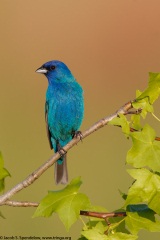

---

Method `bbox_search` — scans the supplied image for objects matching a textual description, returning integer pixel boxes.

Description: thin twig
[80,210,127,219]
[0,101,133,206]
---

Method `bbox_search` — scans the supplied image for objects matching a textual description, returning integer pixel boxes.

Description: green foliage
[0,152,10,193]
[81,221,108,240]
[33,177,90,230]
[125,169,160,215]
[136,72,160,104]
[109,114,130,136]
[130,114,141,130]
[133,90,154,118]
[81,221,138,240]
[132,72,160,119]
[126,204,160,234]
[126,124,160,171]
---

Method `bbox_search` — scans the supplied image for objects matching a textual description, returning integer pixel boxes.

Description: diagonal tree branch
[0,101,133,206]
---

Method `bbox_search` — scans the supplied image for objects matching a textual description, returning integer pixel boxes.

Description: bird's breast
[46,83,84,141]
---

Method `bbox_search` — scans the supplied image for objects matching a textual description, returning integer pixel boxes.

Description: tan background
[0,0,160,239]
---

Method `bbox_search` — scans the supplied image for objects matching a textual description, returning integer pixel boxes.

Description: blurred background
[0,0,160,239]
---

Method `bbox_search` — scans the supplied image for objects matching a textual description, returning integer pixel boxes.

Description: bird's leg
[57,143,67,157]
[72,130,83,142]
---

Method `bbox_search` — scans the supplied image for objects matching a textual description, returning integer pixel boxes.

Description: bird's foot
[58,147,67,157]
[72,130,83,142]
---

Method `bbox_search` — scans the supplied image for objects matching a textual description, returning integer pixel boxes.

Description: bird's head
[36,60,74,84]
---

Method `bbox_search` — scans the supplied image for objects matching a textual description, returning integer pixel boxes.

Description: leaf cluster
[108,72,160,238]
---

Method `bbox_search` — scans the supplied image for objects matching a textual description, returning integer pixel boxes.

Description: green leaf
[131,114,142,131]
[126,124,160,171]
[81,228,107,240]
[0,152,10,192]
[107,233,137,240]
[133,90,153,119]
[109,114,130,136]
[78,237,88,240]
[81,222,108,240]
[125,169,160,215]
[33,177,90,231]
[136,72,160,104]
[126,204,160,234]
[119,190,127,201]
[109,216,129,234]
[81,224,137,240]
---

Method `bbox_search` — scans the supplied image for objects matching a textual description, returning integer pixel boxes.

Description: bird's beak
[35,67,48,74]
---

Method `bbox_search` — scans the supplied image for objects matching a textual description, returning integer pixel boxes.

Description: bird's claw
[73,131,83,142]
[58,147,67,157]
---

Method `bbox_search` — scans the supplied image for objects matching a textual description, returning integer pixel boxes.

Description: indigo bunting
[36,60,84,184]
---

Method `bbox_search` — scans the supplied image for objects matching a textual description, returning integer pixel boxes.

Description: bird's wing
[45,101,53,149]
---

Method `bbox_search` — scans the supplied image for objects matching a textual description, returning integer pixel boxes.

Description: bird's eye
[50,65,56,70]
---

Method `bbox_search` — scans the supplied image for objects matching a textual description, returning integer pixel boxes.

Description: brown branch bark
[0,101,133,206]
[80,210,127,219]
[4,200,39,207]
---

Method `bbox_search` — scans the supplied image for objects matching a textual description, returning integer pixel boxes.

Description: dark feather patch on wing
[45,102,53,149]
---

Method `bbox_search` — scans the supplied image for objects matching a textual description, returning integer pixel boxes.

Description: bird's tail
[54,155,68,184]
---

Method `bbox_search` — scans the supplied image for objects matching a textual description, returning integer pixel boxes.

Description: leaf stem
[79,216,87,228]
[152,112,160,122]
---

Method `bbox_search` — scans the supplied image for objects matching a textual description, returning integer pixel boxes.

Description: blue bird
[36,60,84,184]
